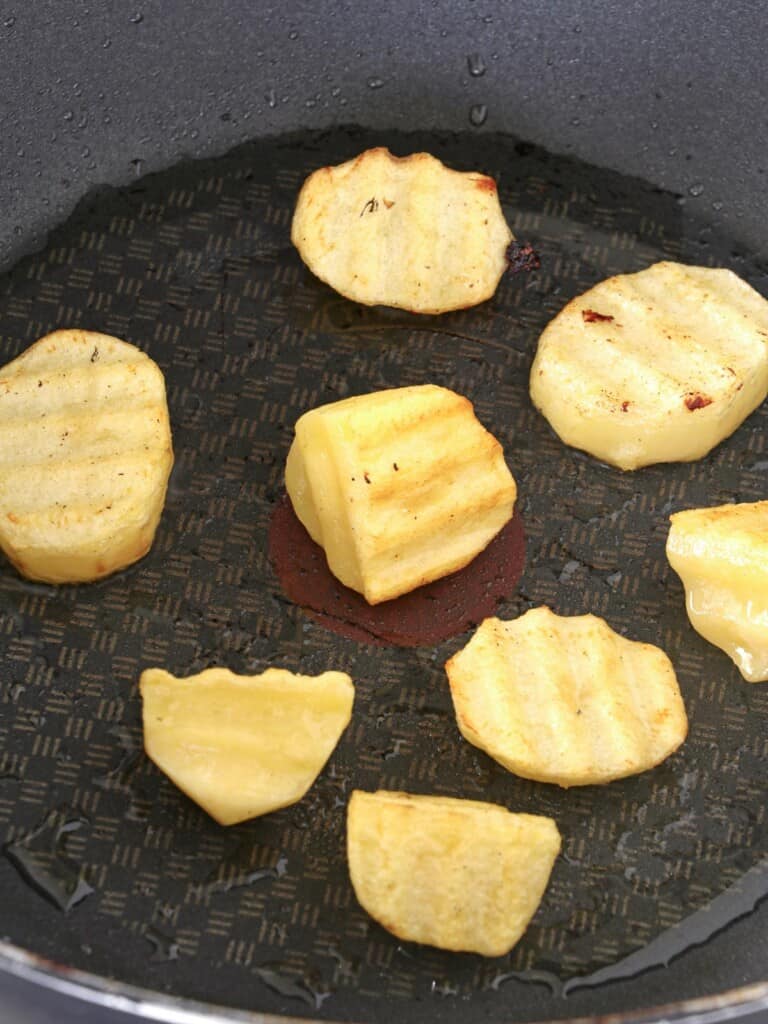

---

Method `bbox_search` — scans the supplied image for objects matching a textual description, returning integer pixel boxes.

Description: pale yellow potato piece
[347,790,560,957]
[446,607,688,786]
[140,667,354,826]
[291,147,513,314]
[0,329,173,583]
[285,384,516,604]
[530,262,768,470]
[667,501,768,682]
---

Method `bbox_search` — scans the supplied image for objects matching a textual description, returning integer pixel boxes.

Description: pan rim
[0,939,766,1024]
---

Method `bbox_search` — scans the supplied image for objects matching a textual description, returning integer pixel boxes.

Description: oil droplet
[145,924,180,962]
[469,103,488,127]
[288,29,298,40]
[688,183,705,197]
[5,811,94,912]
[712,200,724,211]
[254,966,331,1010]
[206,854,288,895]
[431,979,460,996]
[367,76,385,90]
[467,52,486,77]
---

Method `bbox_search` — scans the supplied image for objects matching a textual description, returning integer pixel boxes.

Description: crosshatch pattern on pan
[0,128,766,1021]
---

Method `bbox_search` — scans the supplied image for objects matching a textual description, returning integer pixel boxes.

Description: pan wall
[0,0,766,271]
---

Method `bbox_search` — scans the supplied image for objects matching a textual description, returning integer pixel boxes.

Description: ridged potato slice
[446,607,687,786]
[347,790,560,956]
[291,147,513,313]
[285,384,517,604]
[530,262,768,470]
[667,501,768,682]
[140,667,354,826]
[0,329,173,583]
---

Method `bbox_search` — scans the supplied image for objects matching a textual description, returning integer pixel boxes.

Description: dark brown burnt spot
[621,400,630,412]
[582,309,614,323]
[685,393,713,411]
[505,241,541,274]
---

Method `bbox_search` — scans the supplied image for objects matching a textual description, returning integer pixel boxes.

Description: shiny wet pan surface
[0,127,766,1023]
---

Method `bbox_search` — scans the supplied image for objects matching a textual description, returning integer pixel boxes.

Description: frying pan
[1,3,767,1023]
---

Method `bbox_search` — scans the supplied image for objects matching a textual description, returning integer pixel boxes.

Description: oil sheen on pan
[0,126,767,1020]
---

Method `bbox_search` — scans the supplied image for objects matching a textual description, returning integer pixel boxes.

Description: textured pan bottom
[0,127,765,1023]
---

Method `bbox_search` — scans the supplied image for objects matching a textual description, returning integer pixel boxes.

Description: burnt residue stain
[268,492,525,647]
[505,240,541,274]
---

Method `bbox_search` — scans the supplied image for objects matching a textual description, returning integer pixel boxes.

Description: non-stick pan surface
[1,6,767,1024]
[0,124,767,1024]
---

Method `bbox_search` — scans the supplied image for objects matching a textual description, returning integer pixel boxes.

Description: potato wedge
[530,262,768,470]
[0,329,173,583]
[667,501,768,682]
[285,384,516,604]
[446,607,687,786]
[140,667,354,825]
[291,147,513,313]
[347,790,560,956]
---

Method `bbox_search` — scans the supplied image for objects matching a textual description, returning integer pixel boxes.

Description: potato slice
[667,501,768,682]
[291,147,513,313]
[347,790,560,957]
[285,384,516,604]
[140,667,354,825]
[446,607,687,786]
[530,262,768,470]
[0,329,173,583]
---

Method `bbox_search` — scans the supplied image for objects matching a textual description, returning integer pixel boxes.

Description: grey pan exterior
[0,1,767,1022]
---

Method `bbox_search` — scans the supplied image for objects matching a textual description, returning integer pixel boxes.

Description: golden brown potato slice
[446,607,687,786]
[140,667,354,826]
[347,790,560,956]
[530,262,768,470]
[667,501,768,682]
[285,384,516,604]
[0,329,173,583]
[291,147,513,313]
